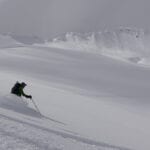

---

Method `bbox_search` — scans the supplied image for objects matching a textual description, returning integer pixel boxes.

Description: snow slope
[46,28,150,66]
[0,32,150,149]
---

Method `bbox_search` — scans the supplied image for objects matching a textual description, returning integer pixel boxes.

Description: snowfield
[0,32,150,150]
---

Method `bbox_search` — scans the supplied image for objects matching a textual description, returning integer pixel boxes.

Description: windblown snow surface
[0,28,150,150]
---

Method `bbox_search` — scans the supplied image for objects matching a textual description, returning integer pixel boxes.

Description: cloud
[0,0,149,38]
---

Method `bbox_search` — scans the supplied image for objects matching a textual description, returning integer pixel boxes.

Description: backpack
[11,82,21,95]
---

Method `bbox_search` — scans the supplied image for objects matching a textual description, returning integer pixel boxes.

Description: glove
[27,95,32,99]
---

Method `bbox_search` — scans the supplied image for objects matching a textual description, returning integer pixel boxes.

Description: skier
[11,81,32,99]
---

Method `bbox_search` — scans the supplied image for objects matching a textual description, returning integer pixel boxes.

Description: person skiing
[11,81,32,99]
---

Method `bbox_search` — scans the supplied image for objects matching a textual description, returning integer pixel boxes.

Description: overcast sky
[0,0,149,38]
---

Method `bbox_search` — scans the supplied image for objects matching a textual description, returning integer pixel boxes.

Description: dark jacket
[11,82,32,99]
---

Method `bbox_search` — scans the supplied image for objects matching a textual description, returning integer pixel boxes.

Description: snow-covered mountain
[0,28,150,149]
[44,28,150,66]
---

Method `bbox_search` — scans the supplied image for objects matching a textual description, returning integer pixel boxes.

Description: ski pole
[31,98,41,115]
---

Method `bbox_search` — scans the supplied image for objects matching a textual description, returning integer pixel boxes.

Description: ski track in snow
[0,113,130,150]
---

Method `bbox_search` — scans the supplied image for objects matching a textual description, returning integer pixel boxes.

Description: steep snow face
[0,95,119,150]
[1,29,150,150]
[0,44,150,150]
[46,28,150,66]
[0,72,132,150]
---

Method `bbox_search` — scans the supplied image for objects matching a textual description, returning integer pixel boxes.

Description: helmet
[21,82,27,87]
